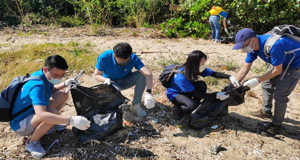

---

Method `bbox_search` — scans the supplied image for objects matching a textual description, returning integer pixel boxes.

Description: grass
[221,59,237,71]
[0,43,98,90]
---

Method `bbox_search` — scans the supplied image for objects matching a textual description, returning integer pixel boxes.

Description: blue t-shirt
[96,50,144,80]
[10,69,53,131]
[217,11,228,20]
[166,67,214,101]
[245,35,300,69]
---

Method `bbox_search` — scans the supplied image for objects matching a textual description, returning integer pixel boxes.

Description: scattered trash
[151,118,159,124]
[211,125,218,130]
[209,143,222,155]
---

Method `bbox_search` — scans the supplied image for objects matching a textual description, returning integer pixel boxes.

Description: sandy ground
[0,26,299,159]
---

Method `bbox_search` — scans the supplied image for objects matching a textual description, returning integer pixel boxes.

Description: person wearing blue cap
[231,28,300,137]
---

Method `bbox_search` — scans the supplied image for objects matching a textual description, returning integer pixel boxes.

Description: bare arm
[235,62,253,82]
[33,105,70,125]
[138,66,153,90]
[257,64,282,82]
[93,68,107,82]
[223,18,227,29]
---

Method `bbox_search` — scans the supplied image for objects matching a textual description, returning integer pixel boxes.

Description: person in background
[209,7,230,43]
[93,42,155,118]
[232,28,300,137]
[166,50,239,120]
[10,55,91,158]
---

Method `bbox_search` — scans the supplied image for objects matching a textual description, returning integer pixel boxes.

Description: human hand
[104,78,111,85]
[64,79,76,87]
[216,92,230,101]
[144,92,155,109]
[69,116,91,130]
[224,28,229,34]
[243,78,260,88]
[229,76,241,88]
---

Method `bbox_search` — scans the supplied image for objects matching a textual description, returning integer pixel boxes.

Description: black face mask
[118,61,129,66]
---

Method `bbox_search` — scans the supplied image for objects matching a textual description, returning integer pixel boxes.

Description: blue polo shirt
[10,69,53,131]
[96,50,144,80]
[166,67,214,101]
[245,35,300,69]
[218,11,228,20]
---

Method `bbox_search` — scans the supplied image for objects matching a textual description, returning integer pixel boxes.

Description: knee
[137,72,146,83]
[194,81,207,92]
[274,91,289,103]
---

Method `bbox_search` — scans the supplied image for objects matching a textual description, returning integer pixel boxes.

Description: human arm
[33,105,90,130]
[211,71,231,79]
[235,62,253,82]
[93,68,109,83]
[138,66,153,91]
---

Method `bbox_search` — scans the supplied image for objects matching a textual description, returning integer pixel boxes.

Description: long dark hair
[183,50,207,81]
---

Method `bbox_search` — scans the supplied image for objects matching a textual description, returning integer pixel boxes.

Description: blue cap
[232,28,255,50]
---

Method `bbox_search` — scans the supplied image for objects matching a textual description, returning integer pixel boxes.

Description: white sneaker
[26,139,46,158]
[45,124,67,135]
[214,39,221,43]
[130,103,147,117]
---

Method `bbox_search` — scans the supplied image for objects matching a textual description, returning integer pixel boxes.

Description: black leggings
[171,81,207,114]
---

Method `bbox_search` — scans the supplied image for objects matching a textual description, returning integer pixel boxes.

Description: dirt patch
[0,26,299,159]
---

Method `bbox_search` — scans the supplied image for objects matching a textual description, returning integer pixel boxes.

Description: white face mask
[47,68,61,85]
[242,39,256,53]
[49,78,61,85]
[199,64,206,72]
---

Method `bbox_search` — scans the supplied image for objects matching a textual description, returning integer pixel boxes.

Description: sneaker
[214,39,221,43]
[249,109,272,119]
[173,106,184,121]
[260,122,283,137]
[45,124,67,135]
[26,139,46,158]
[130,103,147,118]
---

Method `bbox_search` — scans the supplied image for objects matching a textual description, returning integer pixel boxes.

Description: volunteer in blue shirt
[166,50,237,120]
[232,28,300,137]
[93,42,155,118]
[10,55,91,158]
[209,9,229,43]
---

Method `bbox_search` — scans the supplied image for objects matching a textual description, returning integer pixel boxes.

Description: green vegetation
[1,0,299,36]
[0,43,98,90]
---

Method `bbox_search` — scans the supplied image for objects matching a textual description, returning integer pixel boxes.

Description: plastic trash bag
[189,85,250,129]
[70,84,128,144]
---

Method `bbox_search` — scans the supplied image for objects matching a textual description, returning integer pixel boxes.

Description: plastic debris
[209,143,222,155]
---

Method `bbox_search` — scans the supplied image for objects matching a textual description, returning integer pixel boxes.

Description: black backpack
[0,74,45,122]
[159,64,183,88]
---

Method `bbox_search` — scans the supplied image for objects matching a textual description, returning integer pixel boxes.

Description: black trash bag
[70,84,128,144]
[189,85,250,130]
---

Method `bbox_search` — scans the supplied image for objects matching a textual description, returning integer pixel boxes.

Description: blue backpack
[0,74,45,122]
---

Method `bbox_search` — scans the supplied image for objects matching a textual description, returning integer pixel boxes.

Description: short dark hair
[113,42,132,59]
[183,50,207,81]
[44,55,69,70]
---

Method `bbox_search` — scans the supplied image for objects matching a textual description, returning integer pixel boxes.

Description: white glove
[144,92,155,109]
[216,92,230,101]
[243,78,260,88]
[69,116,91,130]
[104,78,111,85]
[224,28,229,34]
[64,79,76,87]
[229,76,241,88]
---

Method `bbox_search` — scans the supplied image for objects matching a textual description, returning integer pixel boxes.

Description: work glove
[225,28,229,34]
[64,79,76,87]
[69,116,91,130]
[144,92,155,109]
[243,78,260,88]
[104,78,111,85]
[229,76,241,88]
[216,92,230,101]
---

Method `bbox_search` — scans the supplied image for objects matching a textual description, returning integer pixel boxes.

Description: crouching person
[10,55,91,158]
[93,42,155,118]
[166,50,238,120]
